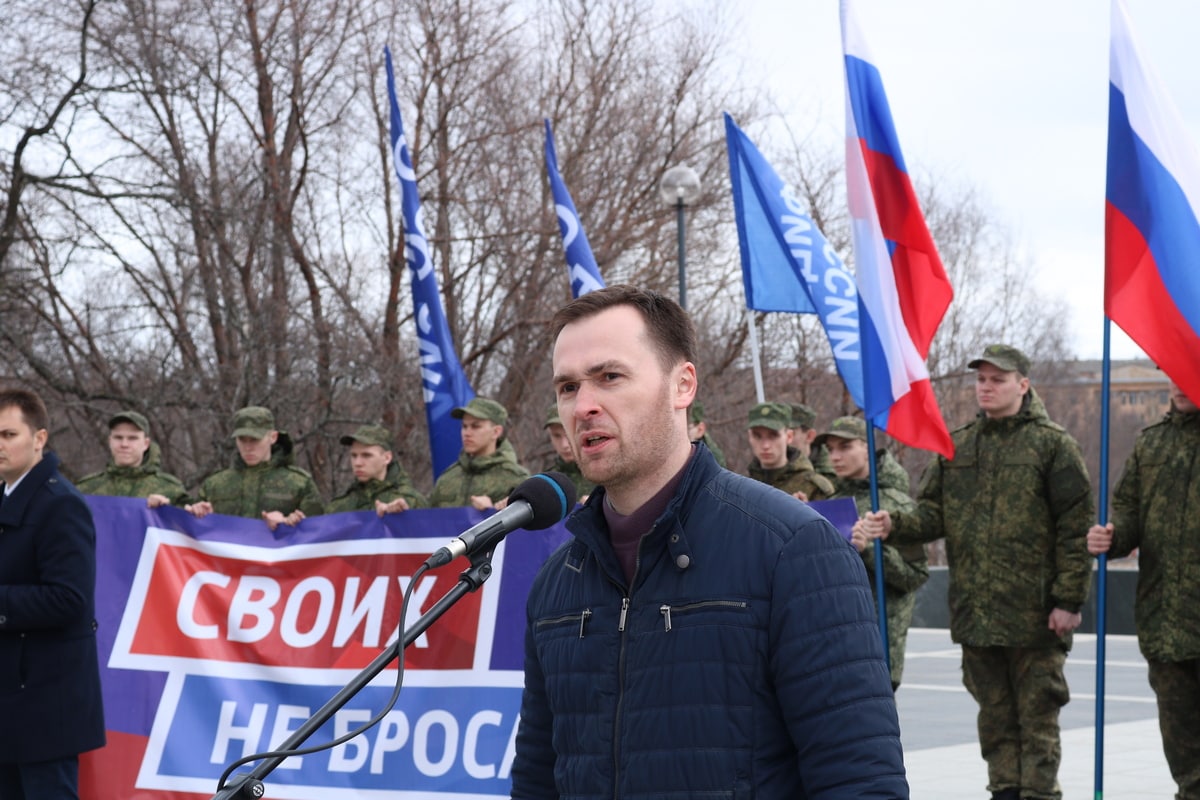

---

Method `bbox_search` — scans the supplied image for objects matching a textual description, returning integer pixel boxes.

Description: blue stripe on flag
[844,54,910,175]
[1108,85,1200,336]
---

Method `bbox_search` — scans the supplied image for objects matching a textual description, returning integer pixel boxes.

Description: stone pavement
[898,628,1174,799]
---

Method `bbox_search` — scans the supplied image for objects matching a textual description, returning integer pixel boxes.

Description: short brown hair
[549,284,697,370]
[0,387,50,433]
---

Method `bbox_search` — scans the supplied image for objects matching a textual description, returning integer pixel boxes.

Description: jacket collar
[0,451,61,525]
[566,443,718,590]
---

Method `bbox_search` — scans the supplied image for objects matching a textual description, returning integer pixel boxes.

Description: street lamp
[659,164,701,309]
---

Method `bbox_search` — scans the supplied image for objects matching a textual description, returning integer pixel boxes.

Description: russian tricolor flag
[1107,0,1200,406]
[840,0,954,458]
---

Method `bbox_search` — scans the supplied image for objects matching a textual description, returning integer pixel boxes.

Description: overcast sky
[731,0,1200,360]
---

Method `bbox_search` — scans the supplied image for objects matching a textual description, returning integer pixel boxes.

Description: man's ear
[675,361,698,410]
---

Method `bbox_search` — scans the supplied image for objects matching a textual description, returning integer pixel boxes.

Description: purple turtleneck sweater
[600,446,695,585]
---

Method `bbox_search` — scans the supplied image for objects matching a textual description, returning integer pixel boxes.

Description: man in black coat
[0,388,106,798]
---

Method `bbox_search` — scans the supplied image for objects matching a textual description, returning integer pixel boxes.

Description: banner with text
[79,497,570,800]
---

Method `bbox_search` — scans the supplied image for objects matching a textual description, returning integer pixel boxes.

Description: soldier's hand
[1048,607,1082,637]
[1086,523,1114,555]
[146,493,170,509]
[862,510,892,539]
[262,510,302,530]
[376,497,411,516]
[469,495,495,511]
[850,520,869,553]
[185,501,213,518]
[791,490,809,502]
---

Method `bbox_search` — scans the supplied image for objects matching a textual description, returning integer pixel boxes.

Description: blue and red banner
[1106,0,1200,406]
[840,0,954,459]
[81,497,568,800]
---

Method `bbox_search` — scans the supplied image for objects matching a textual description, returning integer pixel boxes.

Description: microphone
[424,472,577,568]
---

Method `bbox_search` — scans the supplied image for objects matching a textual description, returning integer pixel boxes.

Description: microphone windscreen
[507,472,577,529]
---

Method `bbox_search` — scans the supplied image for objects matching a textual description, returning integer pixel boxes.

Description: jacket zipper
[659,600,747,632]
[534,610,592,636]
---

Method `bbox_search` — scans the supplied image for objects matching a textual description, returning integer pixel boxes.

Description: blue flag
[544,119,605,297]
[723,112,866,407]
[726,114,816,314]
[385,46,474,477]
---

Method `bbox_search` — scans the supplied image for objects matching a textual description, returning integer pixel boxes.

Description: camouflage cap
[790,402,817,430]
[230,406,276,439]
[339,424,394,450]
[543,402,562,429]
[813,415,867,448]
[687,402,706,425]
[747,401,793,431]
[108,410,150,433]
[452,396,507,425]
[969,344,1031,376]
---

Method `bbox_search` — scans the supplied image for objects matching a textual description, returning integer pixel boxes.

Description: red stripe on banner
[858,142,953,357]
[1106,202,1200,405]
[884,378,954,460]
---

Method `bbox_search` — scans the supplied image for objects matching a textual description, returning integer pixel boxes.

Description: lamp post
[659,164,701,309]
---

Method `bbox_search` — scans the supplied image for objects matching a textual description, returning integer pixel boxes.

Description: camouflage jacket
[698,433,727,469]
[834,449,928,597]
[428,447,530,508]
[326,461,427,514]
[891,388,1093,649]
[548,457,595,502]
[810,443,837,482]
[1107,407,1200,662]
[75,442,190,504]
[198,432,324,519]
[747,447,835,500]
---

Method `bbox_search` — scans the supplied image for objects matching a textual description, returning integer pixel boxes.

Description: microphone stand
[211,550,498,800]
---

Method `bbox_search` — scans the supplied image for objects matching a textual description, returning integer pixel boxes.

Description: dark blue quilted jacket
[511,446,908,799]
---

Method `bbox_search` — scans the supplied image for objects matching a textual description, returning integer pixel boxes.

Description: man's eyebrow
[553,360,627,385]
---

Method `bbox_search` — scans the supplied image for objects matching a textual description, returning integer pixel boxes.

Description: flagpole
[865,422,889,673]
[747,310,765,403]
[1094,318,1113,800]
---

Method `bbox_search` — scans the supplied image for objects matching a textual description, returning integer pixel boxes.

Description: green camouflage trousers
[1147,658,1200,800]
[961,645,1069,800]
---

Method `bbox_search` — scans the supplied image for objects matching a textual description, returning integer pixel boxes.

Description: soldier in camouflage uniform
[791,402,836,483]
[543,403,594,501]
[327,424,426,515]
[428,397,530,509]
[815,416,925,690]
[186,406,323,530]
[686,401,727,468]
[745,401,834,501]
[1087,380,1200,800]
[864,344,1092,800]
[75,410,188,507]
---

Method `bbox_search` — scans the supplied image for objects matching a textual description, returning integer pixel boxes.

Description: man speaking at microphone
[510,286,906,799]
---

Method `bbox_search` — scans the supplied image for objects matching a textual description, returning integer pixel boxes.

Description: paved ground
[898,628,1174,799]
